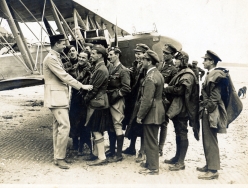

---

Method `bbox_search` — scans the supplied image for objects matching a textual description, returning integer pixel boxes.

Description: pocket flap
[50,85,67,91]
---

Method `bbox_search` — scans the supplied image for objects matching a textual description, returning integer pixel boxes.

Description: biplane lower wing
[0,75,44,91]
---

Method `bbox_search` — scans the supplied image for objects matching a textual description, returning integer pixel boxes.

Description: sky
[1,0,248,64]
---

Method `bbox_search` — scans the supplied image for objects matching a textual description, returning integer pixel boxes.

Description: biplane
[0,0,182,91]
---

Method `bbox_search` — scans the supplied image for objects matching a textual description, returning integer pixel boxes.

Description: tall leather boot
[71,137,79,151]
[164,136,180,164]
[159,122,168,156]
[78,137,85,155]
[105,131,116,157]
[169,139,188,171]
[108,135,124,163]
[122,135,136,155]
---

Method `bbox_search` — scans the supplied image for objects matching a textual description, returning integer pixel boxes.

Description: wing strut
[0,0,34,73]
[18,0,49,36]
[73,9,85,50]
[9,5,36,72]
[49,0,69,45]
[88,16,96,30]
[94,16,102,29]
[75,10,88,31]
[50,1,84,50]
[43,18,54,36]
[114,17,118,47]
[0,37,29,71]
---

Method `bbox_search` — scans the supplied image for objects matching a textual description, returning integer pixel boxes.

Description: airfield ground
[0,66,248,187]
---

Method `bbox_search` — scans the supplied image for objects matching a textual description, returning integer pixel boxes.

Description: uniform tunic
[107,63,131,134]
[43,49,83,159]
[137,67,165,170]
[158,59,178,84]
[84,61,112,132]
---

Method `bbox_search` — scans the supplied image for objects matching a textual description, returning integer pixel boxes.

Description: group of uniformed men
[43,34,241,180]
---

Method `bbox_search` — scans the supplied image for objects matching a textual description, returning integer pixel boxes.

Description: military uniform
[137,50,165,173]
[164,51,200,171]
[43,49,84,160]
[157,44,178,156]
[123,44,149,159]
[107,61,131,161]
[198,51,242,180]
[68,62,91,153]
[137,67,165,171]
[201,68,227,171]
[158,59,178,84]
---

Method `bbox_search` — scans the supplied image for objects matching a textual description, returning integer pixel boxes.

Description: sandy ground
[0,66,248,187]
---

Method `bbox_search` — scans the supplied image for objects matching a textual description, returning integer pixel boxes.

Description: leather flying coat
[165,68,200,140]
[201,68,243,133]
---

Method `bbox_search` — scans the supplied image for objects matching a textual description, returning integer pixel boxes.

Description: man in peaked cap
[163,50,200,171]
[122,43,149,163]
[84,43,94,53]
[202,50,222,63]
[197,50,226,180]
[43,34,93,169]
[157,43,178,157]
[134,43,150,53]
[137,50,165,175]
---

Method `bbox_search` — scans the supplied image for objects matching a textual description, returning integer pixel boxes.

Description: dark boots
[164,136,180,164]
[71,137,79,151]
[122,135,136,155]
[105,131,117,157]
[108,135,124,163]
[169,139,188,171]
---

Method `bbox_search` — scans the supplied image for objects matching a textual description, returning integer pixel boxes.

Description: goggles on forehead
[163,51,171,55]
[174,51,184,60]
[175,52,186,60]
[108,47,121,54]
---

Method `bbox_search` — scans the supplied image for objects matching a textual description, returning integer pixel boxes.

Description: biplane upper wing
[0,0,130,37]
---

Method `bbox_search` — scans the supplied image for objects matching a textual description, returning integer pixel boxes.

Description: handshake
[81,85,93,91]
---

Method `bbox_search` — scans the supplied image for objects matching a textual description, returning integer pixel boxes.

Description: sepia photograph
[0,0,247,187]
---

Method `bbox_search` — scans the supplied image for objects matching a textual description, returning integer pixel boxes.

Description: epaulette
[215,67,229,74]
[121,64,130,72]
[147,71,155,82]
[48,53,58,61]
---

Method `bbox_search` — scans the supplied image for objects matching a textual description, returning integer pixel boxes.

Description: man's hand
[164,83,168,88]
[137,62,143,69]
[128,67,134,73]
[82,85,93,91]
[136,118,142,124]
